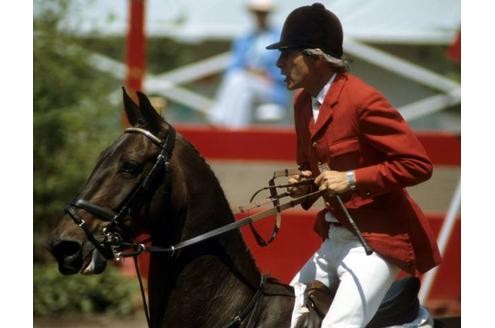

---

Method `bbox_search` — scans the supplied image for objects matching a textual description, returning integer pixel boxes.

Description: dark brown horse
[48,89,446,327]
[48,89,294,327]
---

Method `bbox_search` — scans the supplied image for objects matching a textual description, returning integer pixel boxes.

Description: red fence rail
[176,124,460,166]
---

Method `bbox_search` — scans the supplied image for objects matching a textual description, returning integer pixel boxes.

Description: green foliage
[33,2,145,317]
[34,0,122,261]
[34,263,140,316]
[33,1,231,263]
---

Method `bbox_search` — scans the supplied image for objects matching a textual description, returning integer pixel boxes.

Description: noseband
[64,125,176,260]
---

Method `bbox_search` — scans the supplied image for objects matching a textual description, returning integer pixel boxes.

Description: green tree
[34,0,121,261]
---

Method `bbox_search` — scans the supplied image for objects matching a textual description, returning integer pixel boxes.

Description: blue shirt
[227,27,290,107]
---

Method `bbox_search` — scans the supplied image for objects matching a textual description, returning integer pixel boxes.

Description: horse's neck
[148,152,262,326]
[181,146,260,283]
[181,154,260,280]
[148,245,260,326]
[148,252,295,327]
[148,232,261,326]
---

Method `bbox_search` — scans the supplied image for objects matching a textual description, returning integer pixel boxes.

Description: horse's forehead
[112,133,156,156]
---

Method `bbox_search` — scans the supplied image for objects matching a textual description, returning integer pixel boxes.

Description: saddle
[296,276,421,328]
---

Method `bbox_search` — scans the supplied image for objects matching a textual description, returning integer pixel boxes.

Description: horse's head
[48,89,183,275]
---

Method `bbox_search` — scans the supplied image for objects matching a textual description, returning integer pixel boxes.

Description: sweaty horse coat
[294,72,441,275]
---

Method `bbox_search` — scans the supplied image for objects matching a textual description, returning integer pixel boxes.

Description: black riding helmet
[266,2,343,59]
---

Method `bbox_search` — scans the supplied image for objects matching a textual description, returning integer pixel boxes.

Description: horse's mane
[174,133,260,270]
[176,133,213,172]
[175,133,227,198]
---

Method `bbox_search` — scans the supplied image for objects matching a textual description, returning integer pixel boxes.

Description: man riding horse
[47,3,442,328]
[265,3,441,327]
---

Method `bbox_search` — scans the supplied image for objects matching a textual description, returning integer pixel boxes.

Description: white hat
[247,0,274,12]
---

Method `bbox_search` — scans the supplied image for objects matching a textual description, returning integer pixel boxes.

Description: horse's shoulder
[262,277,294,297]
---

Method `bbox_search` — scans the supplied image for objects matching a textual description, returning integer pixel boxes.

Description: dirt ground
[34,313,461,328]
[34,315,461,328]
[34,312,148,328]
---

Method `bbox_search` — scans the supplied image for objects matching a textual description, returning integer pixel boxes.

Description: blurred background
[33,0,460,326]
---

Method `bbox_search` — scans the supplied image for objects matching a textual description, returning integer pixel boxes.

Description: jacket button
[312,142,318,148]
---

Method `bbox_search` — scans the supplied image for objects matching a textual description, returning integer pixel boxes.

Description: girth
[225,275,267,328]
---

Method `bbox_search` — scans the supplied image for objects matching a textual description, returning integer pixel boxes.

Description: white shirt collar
[311,73,337,121]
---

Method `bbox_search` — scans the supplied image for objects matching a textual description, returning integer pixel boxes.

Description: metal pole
[418,177,461,303]
[124,0,146,126]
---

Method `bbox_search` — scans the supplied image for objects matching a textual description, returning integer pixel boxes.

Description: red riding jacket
[294,72,441,275]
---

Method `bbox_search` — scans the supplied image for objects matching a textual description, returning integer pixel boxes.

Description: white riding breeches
[290,225,400,328]
[208,70,282,127]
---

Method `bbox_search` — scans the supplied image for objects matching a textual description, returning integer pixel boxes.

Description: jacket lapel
[310,73,348,139]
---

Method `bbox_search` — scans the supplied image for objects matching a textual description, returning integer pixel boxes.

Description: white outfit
[289,74,399,327]
[208,31,286,127]
[208,69,281,128]
[290,225,400,328]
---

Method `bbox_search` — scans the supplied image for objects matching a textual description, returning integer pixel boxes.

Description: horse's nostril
[51,240,83,275]
[53,240,81,258]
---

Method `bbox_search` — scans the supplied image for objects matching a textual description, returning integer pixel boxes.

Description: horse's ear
[136,91,165,131]
[122,87,141,126]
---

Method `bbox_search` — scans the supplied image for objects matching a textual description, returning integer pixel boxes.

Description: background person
[208,0,290,127]
[266,3,441,327]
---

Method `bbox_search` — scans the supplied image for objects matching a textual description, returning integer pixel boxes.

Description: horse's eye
[119,161,142,177]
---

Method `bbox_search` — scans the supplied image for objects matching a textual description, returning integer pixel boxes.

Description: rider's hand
[314,170,350,195]
[287,170,313,198]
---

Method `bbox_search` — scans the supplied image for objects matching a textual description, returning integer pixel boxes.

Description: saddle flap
[294,280,336,328]
[305,280,336,317]
[366,276,420,328]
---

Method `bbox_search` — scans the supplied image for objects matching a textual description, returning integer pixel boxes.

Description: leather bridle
[64,125,176,260]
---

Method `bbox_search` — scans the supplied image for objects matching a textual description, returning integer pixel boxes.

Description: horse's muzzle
[47,238,84,275]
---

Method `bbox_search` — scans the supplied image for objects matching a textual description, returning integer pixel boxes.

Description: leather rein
[63,125,320,328]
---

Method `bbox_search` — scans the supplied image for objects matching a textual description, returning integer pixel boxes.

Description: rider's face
[276,49,320,94]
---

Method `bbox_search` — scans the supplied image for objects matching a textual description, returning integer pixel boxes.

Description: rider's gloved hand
[287,170,313,198]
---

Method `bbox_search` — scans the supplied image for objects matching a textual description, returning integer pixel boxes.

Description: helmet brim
[265,42,282,50]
